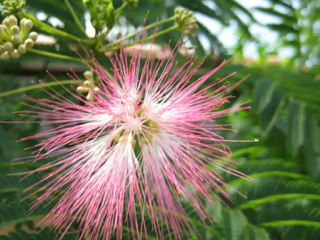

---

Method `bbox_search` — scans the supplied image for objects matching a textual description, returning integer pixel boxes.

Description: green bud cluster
[83,0,115,33]
[174,7,198,36]
[76,71,100,101]
[0,15,37,60]
[2,0,26,17]
[124,0,139,8]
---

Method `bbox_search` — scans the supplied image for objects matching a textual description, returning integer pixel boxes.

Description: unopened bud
[84,71,93,80]
[124,0,139,8]
[86,92,94,101]
[106,2,115,29]
[98,13,104,20]
[20,18,33,32]
[2,10,11,17]
[84,80,94,88]
[25,38,34,48]
[174,7,198,36]
[11,34,22,44]
[18,44,26,54]
[98,5,104,12]
[3,42,14,52]
[0,25,9,35]
[4,15,18,27]
[91,20,97,29]
[93,87,100,92]
[10,49,20,59]
[10,25,20,35]
[2,0,26,17]
[0,45,5,54]
[28,31,38,41]
[82,0,90,7]
[76,86,89,94]
[3,18,10,27]
[0,51,10,60]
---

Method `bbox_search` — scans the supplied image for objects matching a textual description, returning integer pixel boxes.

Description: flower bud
[174,7,198,36]
[18,44,26,54]
[106,1,115,29]
[91,19,98,29]
[98,13,105,20]
[2,18,10,27]
[0,25,9,36]
[28,32,38,41]
[93,87,100,92]
[0,51,10,60]
[11,34,22,44]
[4,15,18,27]
[86,92,94,101]
[78,71,100,99]
[0,45,5,54]
[84,71,94,80]
[10,25,20,35]
[98,5,104,12]
[84,80,94,88]
[2,10,11,17]
[3,42,14,52]
[76,86,89,94]
[0,13,35,59]
[2,0,26,17]
[10,49,20,59]
[20,18,33,32]
[124,0,139,7]
[25,38,34,48]
[82,0,90,7]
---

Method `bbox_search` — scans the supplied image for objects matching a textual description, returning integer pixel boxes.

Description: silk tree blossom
[20,49,248,240]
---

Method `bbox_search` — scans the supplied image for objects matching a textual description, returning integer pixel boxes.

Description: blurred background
[0,0,320,239]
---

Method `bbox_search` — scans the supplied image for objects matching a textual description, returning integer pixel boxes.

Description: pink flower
[20,49,247,239]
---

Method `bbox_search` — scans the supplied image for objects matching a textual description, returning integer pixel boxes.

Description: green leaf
[287,101,305,155]
[255,7,295,24]
[266,23,298,33]
[245,226,271,240]
[228,171,309,188]
[221,209,248,240]
[261,220,320,229]
[240,193,320,209]
[253,78,277,113]
[304,111,320,180]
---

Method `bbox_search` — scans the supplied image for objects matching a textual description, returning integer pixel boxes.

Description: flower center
[115,99,160,152]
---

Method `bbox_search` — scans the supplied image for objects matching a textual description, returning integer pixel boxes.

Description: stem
[115,2,127,19]
[143,25,178,42]
[104,17,175,50]
[103,24,178,52]
[22,13,93,45]
[97,28,111,46]
[64,0,87,35]
[95,2,140,48]
[28,48,83,63]
[0,80,79,98]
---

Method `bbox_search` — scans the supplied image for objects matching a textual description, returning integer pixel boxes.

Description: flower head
[0,15,37,60]
[21,47,247,239]
[2,0,26,17]
[174,7,198,36]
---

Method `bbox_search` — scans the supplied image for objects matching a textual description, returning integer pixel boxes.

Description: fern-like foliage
[229,147,320,240]
[2,144,320,240]
[209,62,320,181]
[0,0,319,239]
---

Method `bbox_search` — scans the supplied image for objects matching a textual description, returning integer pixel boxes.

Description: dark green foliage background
[0,0,319,239]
